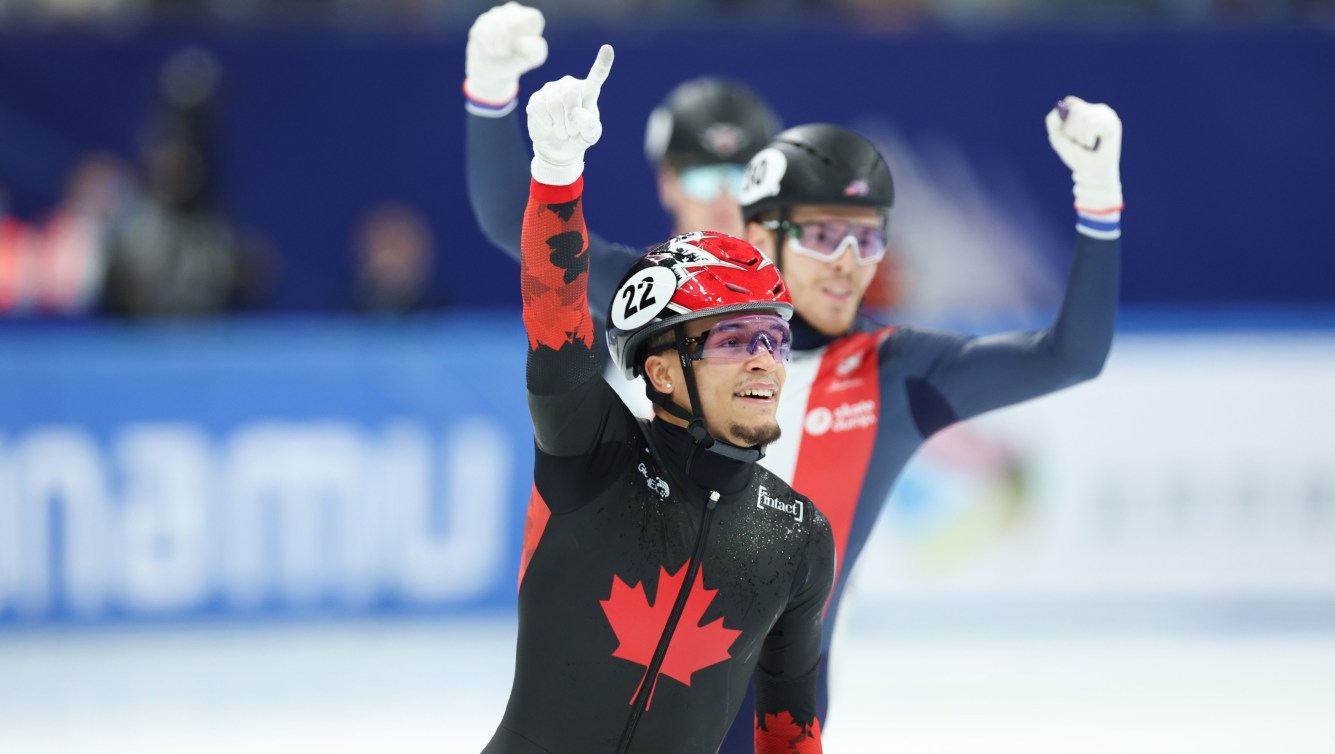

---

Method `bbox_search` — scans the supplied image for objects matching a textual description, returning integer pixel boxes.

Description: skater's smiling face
[642,311,790,449]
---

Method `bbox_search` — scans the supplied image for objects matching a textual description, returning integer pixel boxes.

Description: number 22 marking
[621,279,657,319]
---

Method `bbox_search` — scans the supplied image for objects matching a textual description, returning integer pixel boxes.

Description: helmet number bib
[737,147,787,206]
[610,266,677,331]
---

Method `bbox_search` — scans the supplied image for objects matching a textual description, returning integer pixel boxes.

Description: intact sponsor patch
[757,484,803,522]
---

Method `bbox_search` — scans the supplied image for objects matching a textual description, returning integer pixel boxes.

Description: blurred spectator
[0,182,32,313]
[36,154,136,315]
[101,46,271,317]
[0,158,135,317]
[351,202,445,314]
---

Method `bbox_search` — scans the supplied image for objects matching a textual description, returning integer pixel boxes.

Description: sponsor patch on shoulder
[756,484,803,522]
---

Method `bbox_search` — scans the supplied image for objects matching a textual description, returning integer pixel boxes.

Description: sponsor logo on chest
[824,352,868,393]
[804,399,877,436]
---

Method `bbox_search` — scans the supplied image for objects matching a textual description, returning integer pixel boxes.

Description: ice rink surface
[3,613,1333,754]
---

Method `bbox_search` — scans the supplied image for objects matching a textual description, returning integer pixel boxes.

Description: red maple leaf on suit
[523,287,592,351]
[523,227,587,290]
[756,713,822,753]
[599,563,742,709]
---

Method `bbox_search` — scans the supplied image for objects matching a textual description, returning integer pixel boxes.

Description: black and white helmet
[738,123,894,221]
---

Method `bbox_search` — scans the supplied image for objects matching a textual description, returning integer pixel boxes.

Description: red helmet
[606,231,792,379]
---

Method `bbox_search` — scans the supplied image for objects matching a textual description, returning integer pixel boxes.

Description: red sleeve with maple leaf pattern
[753,506,834,754]
[521,177,601,399]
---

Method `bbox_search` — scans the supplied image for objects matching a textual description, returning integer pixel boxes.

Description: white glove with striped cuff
[527,45,614,186]
[1046,95,1123,239]
[464,2,548,116]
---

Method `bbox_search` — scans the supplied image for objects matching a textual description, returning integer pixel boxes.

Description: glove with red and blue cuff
[464,2,548,117]
[1046,96,1123,240]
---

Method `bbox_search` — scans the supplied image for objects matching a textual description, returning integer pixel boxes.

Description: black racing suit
[481,176,835,754]
[468,103,1118,751]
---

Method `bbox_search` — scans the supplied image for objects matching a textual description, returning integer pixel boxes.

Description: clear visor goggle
[762,218,888,266]
[649,314,793,364]
[678,164,747,202]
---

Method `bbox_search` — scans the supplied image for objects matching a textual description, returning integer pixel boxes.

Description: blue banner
[0,314,534,624]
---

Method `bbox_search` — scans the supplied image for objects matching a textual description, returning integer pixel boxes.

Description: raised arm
[521,45,617,454]
[753,511,834,754]
[465,2,640,321]
[889,96,1123,435]
[466,1,547,257]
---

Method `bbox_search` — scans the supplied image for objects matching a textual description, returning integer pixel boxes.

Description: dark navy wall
[1,23,1331,310]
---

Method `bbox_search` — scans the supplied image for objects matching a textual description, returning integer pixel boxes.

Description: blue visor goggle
[678,164,747,202]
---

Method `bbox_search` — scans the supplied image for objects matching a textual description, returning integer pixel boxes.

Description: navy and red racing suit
[468,102,1118,751]
[481,175,835,754]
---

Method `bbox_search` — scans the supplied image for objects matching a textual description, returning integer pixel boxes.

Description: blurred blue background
[2,3,1334,752]
[0,11,1332,313]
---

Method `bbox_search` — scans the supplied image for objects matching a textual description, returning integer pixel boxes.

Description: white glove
[526,44,614,186]
[464,1,548,106]
[1046,95,1123,214]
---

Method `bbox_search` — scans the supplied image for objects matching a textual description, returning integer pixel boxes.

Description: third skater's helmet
[606,231,792,380]
[644,77,781,169]
[738,123,894,221]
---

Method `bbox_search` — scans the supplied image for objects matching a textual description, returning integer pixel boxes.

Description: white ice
[2,615,1333,753]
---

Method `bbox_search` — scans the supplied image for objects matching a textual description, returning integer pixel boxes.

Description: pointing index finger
[582,44,614,104]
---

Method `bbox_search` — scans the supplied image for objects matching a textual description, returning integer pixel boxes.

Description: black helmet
[738,124,894,222]
[644,77,781,168]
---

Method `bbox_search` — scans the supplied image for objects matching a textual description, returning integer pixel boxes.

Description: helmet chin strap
[645,325,763,465]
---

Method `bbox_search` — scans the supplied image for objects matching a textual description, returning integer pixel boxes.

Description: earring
[663,383,673,390]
